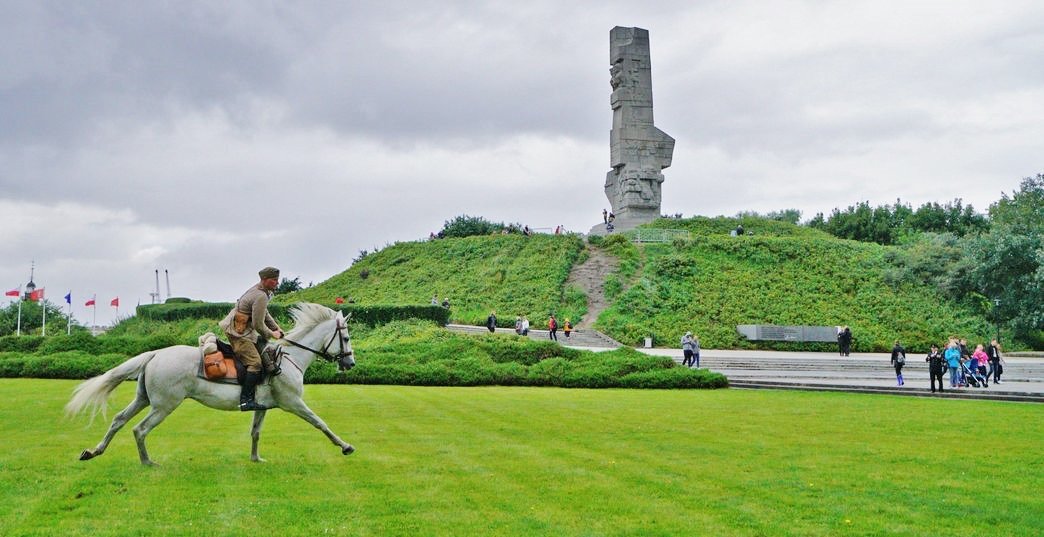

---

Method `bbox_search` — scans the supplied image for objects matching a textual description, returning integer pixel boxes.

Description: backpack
[896,353,905,365]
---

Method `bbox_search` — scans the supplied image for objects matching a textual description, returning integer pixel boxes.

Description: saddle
[198,333,283,385]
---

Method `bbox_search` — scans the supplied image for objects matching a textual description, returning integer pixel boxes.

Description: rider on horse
[220,266,285,411]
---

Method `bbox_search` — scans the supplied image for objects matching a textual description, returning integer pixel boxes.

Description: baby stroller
[959,361,987,388]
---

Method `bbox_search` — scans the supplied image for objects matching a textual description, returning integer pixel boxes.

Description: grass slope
[5,379,1041,536]
[282,234,586,327]
[280,216,996,351]
[599,233,993,350]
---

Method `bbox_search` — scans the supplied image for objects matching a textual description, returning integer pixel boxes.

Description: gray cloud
[1,0,1041,326]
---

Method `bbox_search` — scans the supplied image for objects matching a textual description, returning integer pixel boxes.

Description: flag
[110,297,119,307]
[29,288,44,302]
[85,297,96,307]
[65,292,72,305]
[5,288,18,297]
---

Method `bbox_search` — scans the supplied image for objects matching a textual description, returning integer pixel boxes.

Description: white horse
[66,303,356,465]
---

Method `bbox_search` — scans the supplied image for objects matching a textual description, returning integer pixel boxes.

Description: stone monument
[593,26,675,235]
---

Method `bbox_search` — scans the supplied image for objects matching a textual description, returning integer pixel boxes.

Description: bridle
[281,318,354,370]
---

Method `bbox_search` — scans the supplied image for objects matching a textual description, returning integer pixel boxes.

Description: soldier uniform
[220,266,284,411]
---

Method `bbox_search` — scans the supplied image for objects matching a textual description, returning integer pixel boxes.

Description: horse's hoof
[141,460,158,467]
[79,449,94,461]
[342,445,355,455]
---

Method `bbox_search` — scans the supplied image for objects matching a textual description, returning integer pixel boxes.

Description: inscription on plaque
[736,325,840,343]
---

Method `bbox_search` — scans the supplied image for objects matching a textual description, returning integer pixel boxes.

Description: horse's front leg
[250,410,267,462]
[282,399,354,455]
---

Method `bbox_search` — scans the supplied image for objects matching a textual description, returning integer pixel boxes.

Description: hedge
[135,302,450,326]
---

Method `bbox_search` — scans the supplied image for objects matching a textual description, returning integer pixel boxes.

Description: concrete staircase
[683,353,1044,402]
[672,355,1044,381]
[446,324,622,348]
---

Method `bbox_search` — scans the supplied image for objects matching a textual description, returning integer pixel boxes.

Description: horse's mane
[283,303,339,339]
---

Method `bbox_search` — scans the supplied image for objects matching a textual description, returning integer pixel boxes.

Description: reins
[280,321,352,368]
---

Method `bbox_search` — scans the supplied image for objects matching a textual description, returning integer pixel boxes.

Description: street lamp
[993,298,1001,342]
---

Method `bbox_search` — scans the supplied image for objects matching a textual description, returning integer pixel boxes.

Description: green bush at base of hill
[0,320,726,390]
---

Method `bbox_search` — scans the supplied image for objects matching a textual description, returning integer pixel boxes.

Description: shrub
[0,335,44,353]
[134,302,450,327]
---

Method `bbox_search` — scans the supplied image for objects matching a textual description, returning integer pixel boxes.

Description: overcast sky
[2,1,1041,327]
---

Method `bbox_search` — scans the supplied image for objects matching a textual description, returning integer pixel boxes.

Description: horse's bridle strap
[281,323,350,364]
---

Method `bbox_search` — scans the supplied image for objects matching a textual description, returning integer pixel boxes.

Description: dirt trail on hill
[566,247,619,329]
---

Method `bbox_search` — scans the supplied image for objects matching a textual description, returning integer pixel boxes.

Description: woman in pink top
[972,344,990,388]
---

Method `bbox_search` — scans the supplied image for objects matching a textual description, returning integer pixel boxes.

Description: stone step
[729,380,1044,403]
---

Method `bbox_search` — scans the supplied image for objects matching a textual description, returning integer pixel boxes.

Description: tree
[735,209,802,225]
[440,215,513,238]
[811,198,987,244]
[966,174,1044,343]
[0,300,79,336]
[276,276,303,295]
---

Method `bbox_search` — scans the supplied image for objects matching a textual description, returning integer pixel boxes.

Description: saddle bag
[203,351,228,379]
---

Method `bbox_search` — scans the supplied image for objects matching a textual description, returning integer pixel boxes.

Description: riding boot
[239,371,267,411]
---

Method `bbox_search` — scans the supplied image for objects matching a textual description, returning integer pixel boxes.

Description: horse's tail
[65,350,159,422]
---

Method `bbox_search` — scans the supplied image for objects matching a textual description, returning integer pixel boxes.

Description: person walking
[926,344,946,393]
[681,332,695,367]
[839,326,853,357]
[944,338,962,388]
[486,311,497,333]
[548,314,558,341]
[563,318,572,338]
[890,340,906,386]
[987,339,1004,384]
[971,344,990,388]
[521,316,530,336]
[219,266,285,411]
[514,315,523,335]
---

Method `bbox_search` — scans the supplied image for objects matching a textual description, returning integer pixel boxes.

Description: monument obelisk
[593,26,675,234]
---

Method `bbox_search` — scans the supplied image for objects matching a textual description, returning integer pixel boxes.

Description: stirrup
[239,401,268,411]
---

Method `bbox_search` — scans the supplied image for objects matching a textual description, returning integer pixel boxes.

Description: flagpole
[91,295,97,336]
[42,295,46,337]
[15,286,22,336]
[66,291,72,335]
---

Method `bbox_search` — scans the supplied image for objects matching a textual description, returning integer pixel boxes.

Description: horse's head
[284,304,355,371]
[331,311,355,372]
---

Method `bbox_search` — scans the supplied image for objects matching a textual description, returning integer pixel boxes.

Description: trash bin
[644,337,652,348]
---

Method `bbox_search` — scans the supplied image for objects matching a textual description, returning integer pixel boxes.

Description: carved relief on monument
[601,26,675,229]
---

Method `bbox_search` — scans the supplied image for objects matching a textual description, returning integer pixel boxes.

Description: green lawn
[1,379,1040,536]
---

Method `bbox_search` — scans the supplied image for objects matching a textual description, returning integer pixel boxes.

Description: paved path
[444,324,1043,401]
[630,347,1044,402]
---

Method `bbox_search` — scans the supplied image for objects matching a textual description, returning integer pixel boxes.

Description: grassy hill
[283,217,999,352]
[599,233,992,350]
[281,234,587,327]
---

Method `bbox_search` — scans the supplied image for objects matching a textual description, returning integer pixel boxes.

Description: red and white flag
[85,296,96,307]
[28,288,44,302]
[5,288,18,297]
[110,297,120,307]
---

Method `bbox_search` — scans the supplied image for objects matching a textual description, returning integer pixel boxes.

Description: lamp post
[993,298,1001,342]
